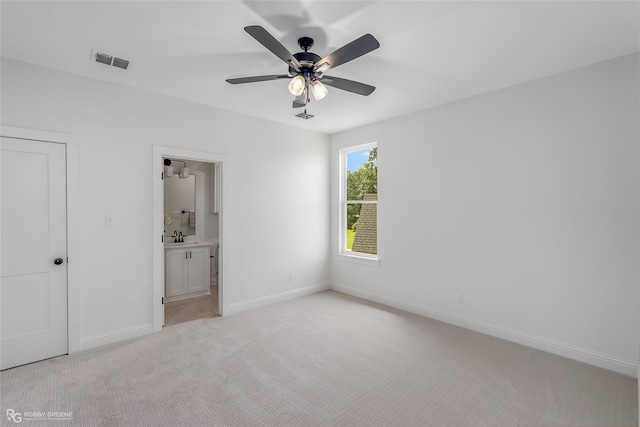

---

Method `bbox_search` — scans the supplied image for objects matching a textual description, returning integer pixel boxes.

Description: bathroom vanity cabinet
[165,242,212,302]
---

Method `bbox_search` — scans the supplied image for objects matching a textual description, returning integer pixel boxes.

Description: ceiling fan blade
[314,34,379,72]
[320,75,376,96]
[226,74,290,84]
[244,25,302,71]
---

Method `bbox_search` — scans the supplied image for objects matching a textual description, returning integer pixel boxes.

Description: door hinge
[162,297,164,304]
[161,172,164,180]
[161,234,164,242]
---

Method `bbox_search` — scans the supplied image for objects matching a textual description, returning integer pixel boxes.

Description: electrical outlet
[289,274,294,283]
[457,293,464,304]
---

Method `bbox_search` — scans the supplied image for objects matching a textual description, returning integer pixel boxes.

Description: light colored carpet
[1,290,637,427]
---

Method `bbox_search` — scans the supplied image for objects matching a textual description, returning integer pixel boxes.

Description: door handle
[53,258,64,265]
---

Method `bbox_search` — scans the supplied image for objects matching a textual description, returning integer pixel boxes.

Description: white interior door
[1,137,68,370]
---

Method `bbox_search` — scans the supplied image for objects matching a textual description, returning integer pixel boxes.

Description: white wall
[330,53,640,375]
[1,58,330,344]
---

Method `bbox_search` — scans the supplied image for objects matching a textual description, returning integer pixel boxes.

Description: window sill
[337,253,380,267]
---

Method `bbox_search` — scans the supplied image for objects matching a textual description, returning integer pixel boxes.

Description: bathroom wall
[195,161,220,243]
[191,160,220,280]
[163,159,219,242]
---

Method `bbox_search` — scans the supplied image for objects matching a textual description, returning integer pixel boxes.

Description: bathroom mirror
[164,174,196,237]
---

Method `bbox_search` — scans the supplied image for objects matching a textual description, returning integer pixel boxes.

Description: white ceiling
[1,1,639,134]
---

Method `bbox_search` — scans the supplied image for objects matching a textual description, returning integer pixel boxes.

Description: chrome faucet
[178,231,184,243]
[173,231,178,243]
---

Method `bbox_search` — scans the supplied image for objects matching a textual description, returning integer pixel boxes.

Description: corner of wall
[227,283,330,316]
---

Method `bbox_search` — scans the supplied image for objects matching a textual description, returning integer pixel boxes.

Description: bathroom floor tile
[164,284,218,327]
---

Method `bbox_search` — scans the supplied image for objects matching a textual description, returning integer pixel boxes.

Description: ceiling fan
[226,26,380,108]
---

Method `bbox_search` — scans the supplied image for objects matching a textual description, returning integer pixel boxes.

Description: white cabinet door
[1,137,67,370]
[187,246,210,293]
[165,249,188,298]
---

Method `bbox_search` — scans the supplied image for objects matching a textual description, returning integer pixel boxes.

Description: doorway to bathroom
[152,146,228,333]
[162,158,219,326]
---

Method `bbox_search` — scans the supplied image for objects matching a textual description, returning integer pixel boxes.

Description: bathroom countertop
[164,240,214,249]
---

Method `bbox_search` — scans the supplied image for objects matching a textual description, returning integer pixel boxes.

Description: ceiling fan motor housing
[290,51,322,77]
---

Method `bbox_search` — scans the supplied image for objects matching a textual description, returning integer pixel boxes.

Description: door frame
[152,146,228,332]
[0,125,81,354]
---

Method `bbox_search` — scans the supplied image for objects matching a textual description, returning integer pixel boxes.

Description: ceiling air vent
[294,110,314,120]
[112,57,130,70]
[91,50,130,70]
[95,52,113,65]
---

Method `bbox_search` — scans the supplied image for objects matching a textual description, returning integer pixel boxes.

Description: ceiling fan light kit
[310,80,328,101]
[288,75,306,96]
[226,25,380,113]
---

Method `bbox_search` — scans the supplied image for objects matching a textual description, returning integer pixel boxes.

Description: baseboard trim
[80,324,153,351]
[331,282,637,377]
[228,283,330,316]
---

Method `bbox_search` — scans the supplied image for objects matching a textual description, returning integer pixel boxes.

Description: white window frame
[339,142,379,264]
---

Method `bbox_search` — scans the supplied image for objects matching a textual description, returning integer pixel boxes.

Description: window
[340,143,377,258]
